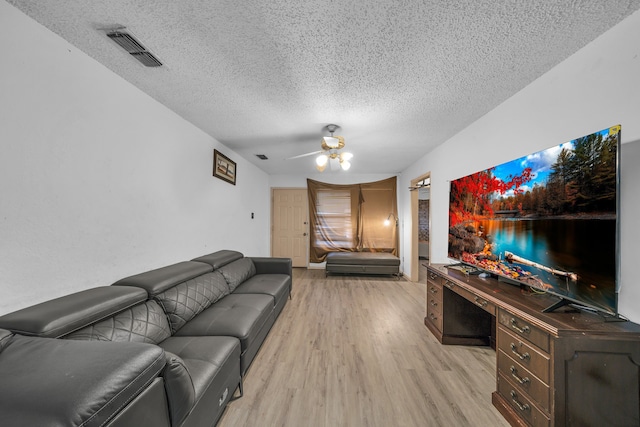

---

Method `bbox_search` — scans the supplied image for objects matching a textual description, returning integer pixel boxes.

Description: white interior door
[272,188,308,267]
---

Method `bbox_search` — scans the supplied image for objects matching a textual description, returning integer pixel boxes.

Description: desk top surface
[427,263,640,338]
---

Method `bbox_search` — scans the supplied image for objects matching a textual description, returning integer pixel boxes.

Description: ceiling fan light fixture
[298,124,352,173]
[323,136,340,148]
[316,154,328,167]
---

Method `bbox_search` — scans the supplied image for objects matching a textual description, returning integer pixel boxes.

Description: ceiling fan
[287,124,353,172]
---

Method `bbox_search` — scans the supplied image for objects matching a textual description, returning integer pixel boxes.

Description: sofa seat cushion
[233,274,291,307]
[0,334,165,427]
[160,336,240,400]
[159,336,240,427]
[174,294,273,352]
[64,300,171,344]
[154,271,230,334]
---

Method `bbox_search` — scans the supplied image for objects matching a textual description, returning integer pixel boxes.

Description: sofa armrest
[163,351,196,427]
[0,334,166,427]
[249,257,292,276]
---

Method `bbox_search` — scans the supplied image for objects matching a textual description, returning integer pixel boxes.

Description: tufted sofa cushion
[218,258,256,292]
[64,300,171,344]
[155,271,230,334]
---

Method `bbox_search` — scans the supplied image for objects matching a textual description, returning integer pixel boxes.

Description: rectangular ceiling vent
[106,31,162,67]
[255,154,268,160]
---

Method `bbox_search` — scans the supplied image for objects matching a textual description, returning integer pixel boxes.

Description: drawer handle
[510,390,530,412]
[510,343,530,361]
[510,318,530,334]
[444,281,454,289]
[429,286,438,294]
[474,296,488,308]
[430,300,438,307]
[429,313,438,321]
[428,272,437,280]
[510,366,530,385]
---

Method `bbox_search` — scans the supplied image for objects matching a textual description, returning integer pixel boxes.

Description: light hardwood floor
[217,267,510,427]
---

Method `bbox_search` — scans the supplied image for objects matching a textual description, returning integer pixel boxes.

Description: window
[314,189,353,247]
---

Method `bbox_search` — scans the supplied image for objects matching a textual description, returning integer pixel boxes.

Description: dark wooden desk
[424,264,640,427]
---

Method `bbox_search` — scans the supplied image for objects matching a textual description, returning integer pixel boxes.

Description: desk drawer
[498,326,550,383]
[427,283,442,313]
[426,293,443,332]
[427,269,442,283]
[426,310,443,332]
[497,372,550,427]
[498,349,550,411]
[446,281,496,316]
[426,269,444,334]
[427,295,442,317]
[498,309,549,352]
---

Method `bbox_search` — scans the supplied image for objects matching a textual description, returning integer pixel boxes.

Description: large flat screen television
[448,125,620,316]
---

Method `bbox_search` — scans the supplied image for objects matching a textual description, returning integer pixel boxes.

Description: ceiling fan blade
[285,150,323,160]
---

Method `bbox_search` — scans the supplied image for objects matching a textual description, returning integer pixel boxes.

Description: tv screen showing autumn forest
[448,125,620,315]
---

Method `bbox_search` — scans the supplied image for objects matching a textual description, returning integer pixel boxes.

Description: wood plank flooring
[217,268,510,427]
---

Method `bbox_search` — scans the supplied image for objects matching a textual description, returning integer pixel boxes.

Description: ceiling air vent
[255,154,268,160]
[106,31,162,67]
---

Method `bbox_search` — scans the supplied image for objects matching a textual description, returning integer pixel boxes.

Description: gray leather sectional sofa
[0,250,291,427]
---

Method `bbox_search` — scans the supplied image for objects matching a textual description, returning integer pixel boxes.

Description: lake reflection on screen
[479,218,616,311]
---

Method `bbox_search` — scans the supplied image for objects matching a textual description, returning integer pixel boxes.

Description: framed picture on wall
[213,149,236,185]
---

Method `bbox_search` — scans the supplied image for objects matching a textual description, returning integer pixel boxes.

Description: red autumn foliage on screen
[449,167,533,226]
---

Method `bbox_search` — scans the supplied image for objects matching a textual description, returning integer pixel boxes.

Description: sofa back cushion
[154,271,230,334]
[218,258,256,292]
[112,261,213,297]
[0,286,148,338]
[64,300,171,344]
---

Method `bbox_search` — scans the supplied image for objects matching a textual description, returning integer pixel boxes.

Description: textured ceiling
[8,0,640,175]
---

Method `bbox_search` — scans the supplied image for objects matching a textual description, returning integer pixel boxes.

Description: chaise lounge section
[0,250,291,427]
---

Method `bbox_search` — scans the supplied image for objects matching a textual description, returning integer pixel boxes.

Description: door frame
[410,172,430,282]
[270,187,309,267]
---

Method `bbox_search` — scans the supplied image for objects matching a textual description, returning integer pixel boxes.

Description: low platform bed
[325,252,400,277]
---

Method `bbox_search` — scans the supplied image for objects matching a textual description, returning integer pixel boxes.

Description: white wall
[0,3,270,315]
[400,9,640,322]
